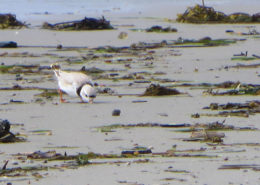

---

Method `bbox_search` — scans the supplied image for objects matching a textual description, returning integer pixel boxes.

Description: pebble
[112,109,121,116]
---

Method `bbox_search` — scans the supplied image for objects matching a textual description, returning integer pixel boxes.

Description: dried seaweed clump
[142,84,181,96]
[42,16,113,30]
[0,14,26,29]
[176,4,259,23]
[0,119,23,142]
[146,26,177,33]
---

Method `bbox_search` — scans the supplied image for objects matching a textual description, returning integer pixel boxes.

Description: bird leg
[58,89,66,103]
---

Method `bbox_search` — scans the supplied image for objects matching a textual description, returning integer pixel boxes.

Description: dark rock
[56,44,63,49]
[0,41,17,48]
[112,109,121,116]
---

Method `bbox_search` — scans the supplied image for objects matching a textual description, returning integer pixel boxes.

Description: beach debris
[42,16,113,30]
[0,119,23,143]
[0,41,17,48]
[174,37,237,47]
[204,101,260,110]
[177,4,260,23]
[112,109,121,116]
[226,27,260,35]
[203,85,260,96]
[98,123,191,132]
[56,44,63,49]
[35,89,59,100]
[142,84,181,96]
[27,150,61,159]
[233,51,248,57]
[195,101,260,118]
[118,32,128,39]
[0,14,26,29]
[0,64,40,74]
[146,26,177,33]
[121,146,152,156]
[219,164,260,171]
[184,130,225,142]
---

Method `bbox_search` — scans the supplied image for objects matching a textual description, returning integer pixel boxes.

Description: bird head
[80,83,97,103]
[50,63,61,70]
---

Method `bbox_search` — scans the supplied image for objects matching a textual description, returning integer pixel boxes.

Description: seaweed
[142,84,181,96]
[177,4,260,23]
[0,119,25,143]
[0,14,26,29]
[146,26,177,33]
[42,16,113,30]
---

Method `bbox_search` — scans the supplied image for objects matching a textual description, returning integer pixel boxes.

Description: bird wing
[57,71,92,88]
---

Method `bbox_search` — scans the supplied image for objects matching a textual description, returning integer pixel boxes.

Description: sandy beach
[0,1,260,185]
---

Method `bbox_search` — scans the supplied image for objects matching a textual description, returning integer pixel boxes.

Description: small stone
[57,44,63,49]
[112,109,121,116]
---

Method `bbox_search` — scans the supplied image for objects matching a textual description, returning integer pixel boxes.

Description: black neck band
[76,82,93,97]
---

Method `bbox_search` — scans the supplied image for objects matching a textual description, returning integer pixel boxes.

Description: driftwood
[42,16,113,30]
[252,54,260,59]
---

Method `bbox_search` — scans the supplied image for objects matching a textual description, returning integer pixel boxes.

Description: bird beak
[89,98,94,104]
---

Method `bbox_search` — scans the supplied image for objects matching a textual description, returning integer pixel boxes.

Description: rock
[0,41,17,48]
[56,44,63,49]
[112,109,121,116]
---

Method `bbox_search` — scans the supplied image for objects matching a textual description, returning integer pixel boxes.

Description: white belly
[59,81,78,97]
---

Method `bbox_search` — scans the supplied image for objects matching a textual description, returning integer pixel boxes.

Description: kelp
[0,14,26,29]
[204,86,260,96]
[146,26,177,33]
[142,84,181,96]
[177,4,260,23]
[0,64,41,74]
[195,101,260,118]
[174,37,237,47]
[98,123,191,132]
[0,119,25,143]
[42,16,113,30]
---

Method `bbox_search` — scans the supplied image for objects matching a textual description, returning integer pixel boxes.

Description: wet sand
[1,2,260,185]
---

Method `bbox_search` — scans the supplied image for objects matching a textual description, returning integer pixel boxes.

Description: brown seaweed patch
[0,119,25,143]
[0,14,27,29]
[177,4,259,23]
[219,164,260,171]
[98,123,191,132]
[42,16,113,30]
[204,86,260,96]
[0,64,40,74]
[204,101,260,110]
[146,26,177,33]
[142,84,181,96]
